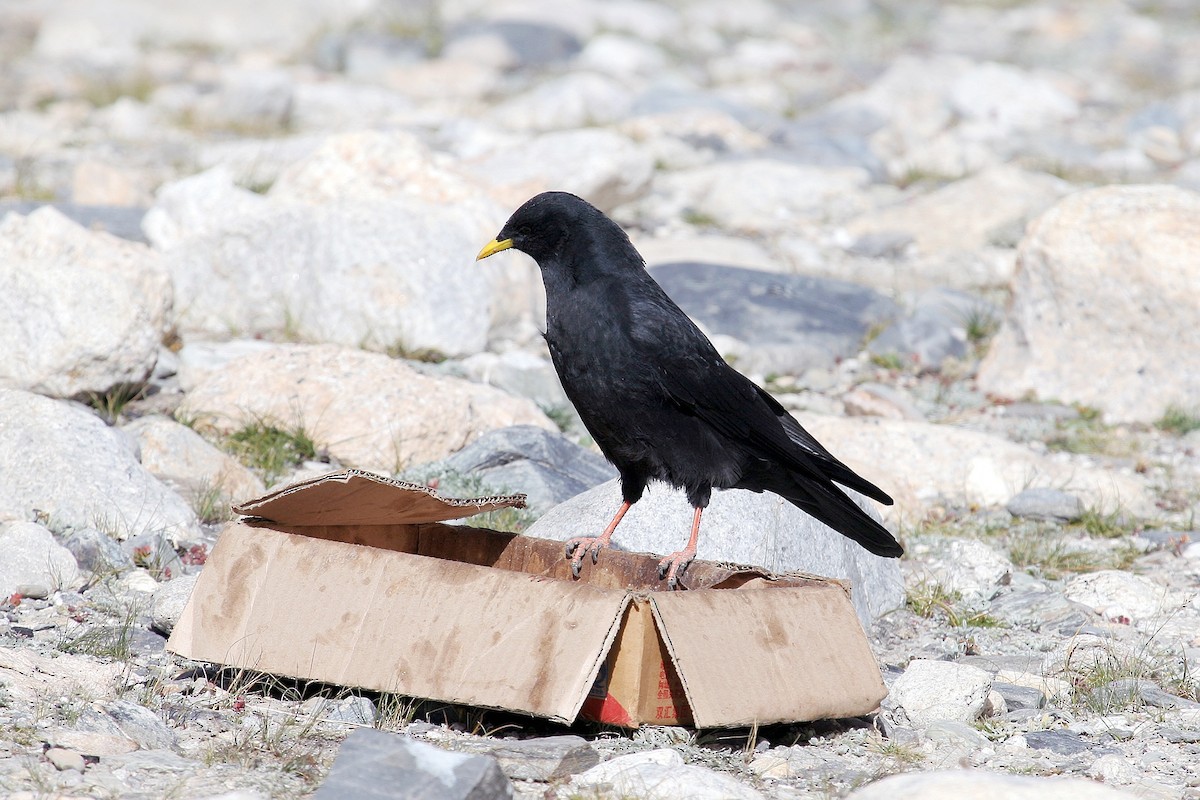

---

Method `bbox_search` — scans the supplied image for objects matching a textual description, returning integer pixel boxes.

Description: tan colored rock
[795,413,1151,524]
[176,344,555,473]
[122,415,265,507]
[978,185,1200,423]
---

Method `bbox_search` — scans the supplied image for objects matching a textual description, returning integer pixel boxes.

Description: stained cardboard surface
[233,470,527,526]
[170,470,888,728]
[171,523,628,723]
[650,584,887,727]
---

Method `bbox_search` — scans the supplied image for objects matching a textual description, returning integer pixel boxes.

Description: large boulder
[793,413,1152,523]
[0,207,171,397]
[649,262,898,374]
[146,133,516,359]
[176,344,556,474]
[525,479,903,627]
[978,185,1200,423]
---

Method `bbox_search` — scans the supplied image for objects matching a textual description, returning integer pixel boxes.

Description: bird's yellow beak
[476,238,513,261]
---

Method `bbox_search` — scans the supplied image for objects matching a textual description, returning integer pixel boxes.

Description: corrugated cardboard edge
[648,584,887,728]
[232,469,527,526]
[167,524,632,724]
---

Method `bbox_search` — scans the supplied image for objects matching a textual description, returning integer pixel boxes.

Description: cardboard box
[167,470,887,727]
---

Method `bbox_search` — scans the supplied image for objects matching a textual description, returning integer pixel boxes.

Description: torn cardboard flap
[233,469,527,526]
[170,469,887,727]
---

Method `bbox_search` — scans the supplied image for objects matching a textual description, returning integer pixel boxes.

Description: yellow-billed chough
[477,192,901,587]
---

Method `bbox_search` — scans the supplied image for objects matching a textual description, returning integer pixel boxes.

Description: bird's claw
[657,552,695,590]
[564,535,610,578]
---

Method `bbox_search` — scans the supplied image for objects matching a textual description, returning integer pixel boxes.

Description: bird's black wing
[753,385,893,505]
[629,293,884,497]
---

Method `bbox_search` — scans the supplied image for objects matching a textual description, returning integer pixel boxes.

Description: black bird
[477,192,902,587]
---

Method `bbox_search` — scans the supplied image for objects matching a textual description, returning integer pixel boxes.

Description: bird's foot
[657,546,696,590]
[564,534,613,578]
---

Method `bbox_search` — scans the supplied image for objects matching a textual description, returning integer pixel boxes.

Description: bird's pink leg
[658,507,702,589]
[565,501,631,578]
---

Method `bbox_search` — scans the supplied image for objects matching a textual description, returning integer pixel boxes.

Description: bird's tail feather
[777,477,903,558]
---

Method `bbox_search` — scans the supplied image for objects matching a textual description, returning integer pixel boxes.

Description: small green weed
[227,418,318,486]
[1157,405,1200,436]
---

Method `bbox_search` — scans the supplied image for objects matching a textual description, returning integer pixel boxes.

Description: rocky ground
[2,0,1200,797]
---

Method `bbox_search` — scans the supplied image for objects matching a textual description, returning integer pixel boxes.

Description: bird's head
[476,192,641,278]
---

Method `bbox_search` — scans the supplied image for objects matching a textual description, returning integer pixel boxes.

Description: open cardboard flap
[169,470,887,727]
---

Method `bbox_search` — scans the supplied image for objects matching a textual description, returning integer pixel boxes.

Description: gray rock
[0,390,200,541]
[313,729,512,800]
[649,262,898,374]
[0,207,170,398]
[0,201,147,242]
[1093,679,1200,711]
[455,735,600,781]
[302,696,378,727]
[992,682,1046,711]
[0,521,81,597]
[1006,487,1084,522]
[457,351,571,414]
[525,478,902,626]
[76,701,177,751]
[149,573,198,637]
[770,106,887,175]
[1024,730,1093,756]
[434,426,616,513]
[868,288,998,369]
[446,20,581,68]
[988,588,1096,632]
[59,527,135,575]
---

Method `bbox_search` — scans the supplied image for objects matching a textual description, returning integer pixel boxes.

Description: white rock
[150,573,198,636]
[845,769,1138,800]
[657,160,871,233]
[794,413,1151,524]
[978,185,1200,423]
[571,749,764,800]
[1088,754,1144,785]
[525,478,902,626]
[0,521,80,597]
[0,389,199,541]
[950,61,1079,135]
[0,207,170,397]
[464,129,654,212]
[1063,570,1168,621]
[176,344,555,475]
[121,570,160,594]
[151,135,508,358]
[488,72,633,131]
[886,659,993,725]
[142,165,271,250]
[122,415,265,509]
[926,539,1013,600]
[844,165,1069,261]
